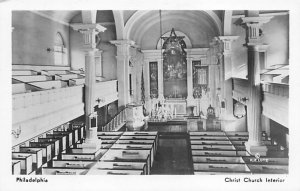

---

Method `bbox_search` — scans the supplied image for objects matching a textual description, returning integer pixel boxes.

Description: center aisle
[147,124,193,175]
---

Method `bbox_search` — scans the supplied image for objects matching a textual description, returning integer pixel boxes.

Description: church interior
[10,10,289,175]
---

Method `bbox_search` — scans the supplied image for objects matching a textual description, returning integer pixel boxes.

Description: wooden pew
[38,138,60,157]
[119,135,157,153]
[189,132,226,136]
[193,163,251,174]
[28,80,68,89]
[247,164,288,174]
[87,169,144,175]
[190,136,229,140]
[122,131,158,136]
[61,148,105,161]
[54,74,83,81]
[227,137,248,141]
[51,159,97,169]
[12,161,21,175]
[97,132,124,136]
[42,167,89,175]
[193,156,245,163]
[12,153,33,175]
[100,140,119,145]
[190,140,232,145]
[12,75,51,83]
[42,70,69,75]
[191,145,236,150]
[52,130,73,149]
[90,161,148,175]
[100,149,151,174]
[46,134,68,152]
[17,148,43,169]
[233,145,246,150]
[192,150,245,156]
[115,139,156,154]
[122,132,158,154]
[110,144,154,168]
[194,171,251,175]
[28,142,52,162]
[71,123,85,142]
[225,131,248,136]
[98,135,122,140]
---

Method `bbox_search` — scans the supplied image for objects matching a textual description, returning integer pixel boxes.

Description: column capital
[110,40,136,56]
[71,23,106,51]
[240,16,273,26]
[238,16,273,45]
[71,23,106,33]
[110,39,136,47]
[217,36,239,55]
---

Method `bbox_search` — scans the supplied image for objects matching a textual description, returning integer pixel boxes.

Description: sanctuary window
[162,28,187,99]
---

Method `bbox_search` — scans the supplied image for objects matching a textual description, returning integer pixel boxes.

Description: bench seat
[193,156,245,163]
[28,80,68,89]
[42,167,89,175]
[16,148,43,169]
[12,161,21,175]
[87,169,144,175]
[194,163,251,173]
[28,143,52,162]
[91,161,147,175]
[100,149,151,174]
[12,153,33,175]
[12,75,51,82]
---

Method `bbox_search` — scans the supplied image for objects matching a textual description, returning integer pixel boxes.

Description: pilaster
[217,36,239,120]
[186,57,194,105]
[157,58,164,100]
[110,40,136,107]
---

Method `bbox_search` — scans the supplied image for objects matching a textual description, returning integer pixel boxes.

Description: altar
[165,99,187,116]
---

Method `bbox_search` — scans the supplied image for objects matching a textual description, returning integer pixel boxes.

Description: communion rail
[101,108,126,131]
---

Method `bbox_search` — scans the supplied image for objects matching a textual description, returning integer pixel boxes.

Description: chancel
[11,10,289,175]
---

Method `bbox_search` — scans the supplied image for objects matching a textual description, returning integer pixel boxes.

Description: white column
[157,58,164,100]
[186,57,194,105]
[110,40,135,108]
[240,15,272,156]
[71,23,106,150]
[95,50,103,77]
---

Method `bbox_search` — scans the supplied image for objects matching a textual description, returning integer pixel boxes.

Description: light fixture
[96,97,105,104]
[46,47,65,53]
[12,126,22,138]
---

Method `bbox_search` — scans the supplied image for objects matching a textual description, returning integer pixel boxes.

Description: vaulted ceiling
[31,10,288,50]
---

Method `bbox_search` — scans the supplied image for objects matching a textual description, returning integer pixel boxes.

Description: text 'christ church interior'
[11,10,289,175]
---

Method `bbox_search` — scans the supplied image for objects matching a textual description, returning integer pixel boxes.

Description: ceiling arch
[124,10,222,38]
[112,10,125,40]
[123,10,222,49]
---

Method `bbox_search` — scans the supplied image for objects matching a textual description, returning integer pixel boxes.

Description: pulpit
[126,104,145,131]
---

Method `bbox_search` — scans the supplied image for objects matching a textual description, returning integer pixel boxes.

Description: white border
[1,0,300,191]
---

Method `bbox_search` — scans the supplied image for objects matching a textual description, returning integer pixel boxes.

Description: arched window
[53,32,68,66]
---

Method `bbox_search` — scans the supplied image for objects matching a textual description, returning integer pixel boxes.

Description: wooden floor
[148,123,194,175]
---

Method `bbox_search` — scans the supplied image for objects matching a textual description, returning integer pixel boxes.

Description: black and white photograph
[0,0,300,190]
